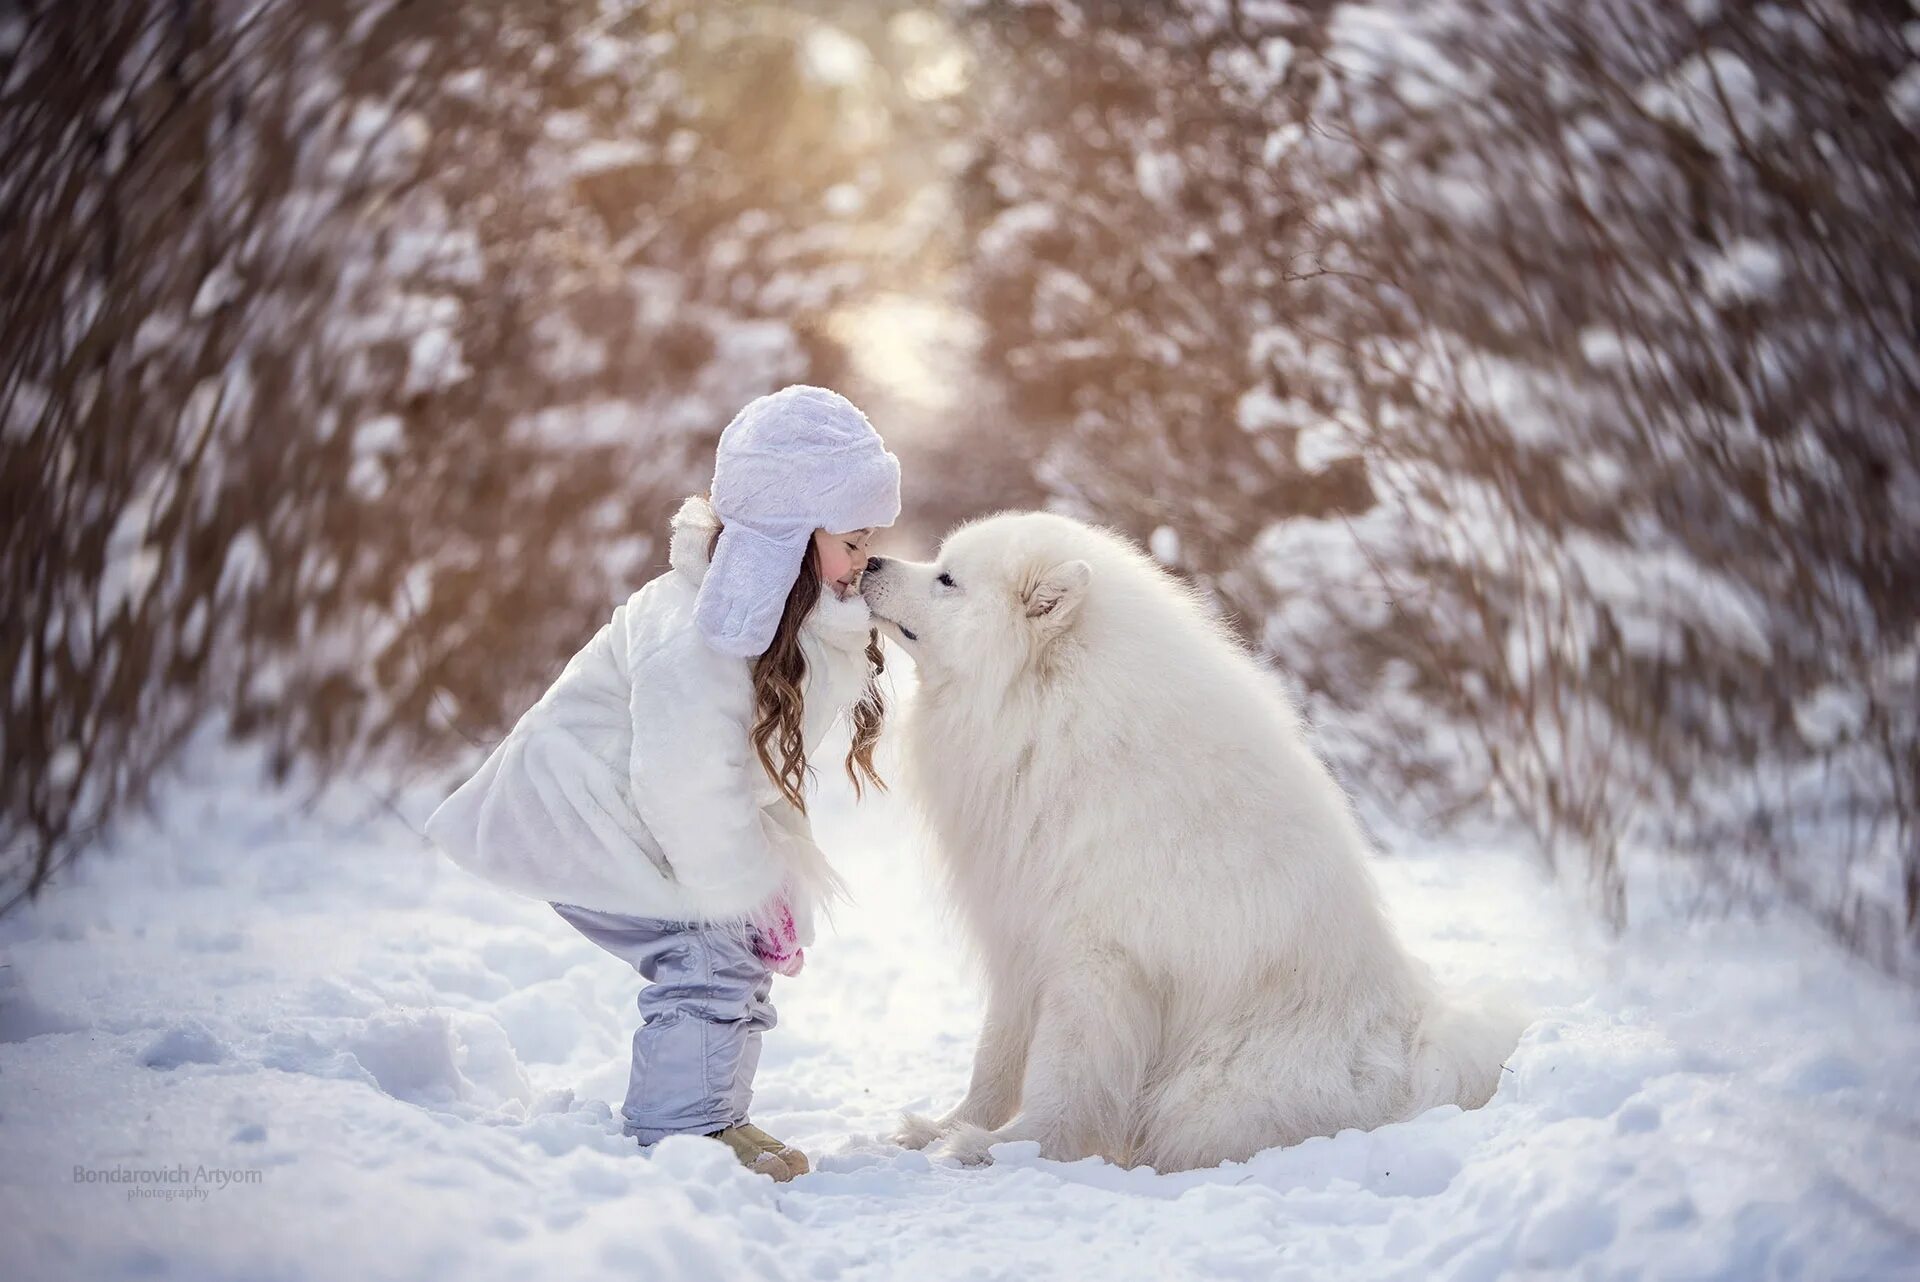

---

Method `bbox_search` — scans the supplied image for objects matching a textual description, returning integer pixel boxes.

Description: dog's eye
[937,572,955,588]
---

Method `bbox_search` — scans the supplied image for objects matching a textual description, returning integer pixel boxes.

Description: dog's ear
[1025,559,1092,625]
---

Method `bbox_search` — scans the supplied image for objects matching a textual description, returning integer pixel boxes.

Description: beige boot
[709,1126,795,1182]
[736,1122,810,1177]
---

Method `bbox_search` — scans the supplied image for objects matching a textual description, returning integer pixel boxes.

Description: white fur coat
[424,496,873,932]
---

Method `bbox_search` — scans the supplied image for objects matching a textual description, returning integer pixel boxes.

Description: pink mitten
[751,898,805,977]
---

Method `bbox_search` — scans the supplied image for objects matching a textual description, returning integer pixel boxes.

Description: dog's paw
[940,1123,999,1167]
[892,1111,946,1151]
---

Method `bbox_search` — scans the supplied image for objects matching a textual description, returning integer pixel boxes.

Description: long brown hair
[712,526,887,813]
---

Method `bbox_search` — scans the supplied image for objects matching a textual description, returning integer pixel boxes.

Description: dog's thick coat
[863,513,1518,1172]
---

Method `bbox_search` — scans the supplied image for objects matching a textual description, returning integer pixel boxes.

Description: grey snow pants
[551,903,776,1144]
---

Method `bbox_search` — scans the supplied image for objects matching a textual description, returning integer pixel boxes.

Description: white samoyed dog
[860,512,1520,1172]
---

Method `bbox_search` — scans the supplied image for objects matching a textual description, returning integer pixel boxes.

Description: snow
[1149,525,1183,566]
[509,399,646,450]
[574,33,635,83]
[1324,5,1485,116]
[2,714,1918,1280]
[1264,121,1306,164]
[129,310,184,363]
[1793,684,1867,749]
[1699,238,1786,307]
[1636,50,1795,156]
[96,478,166,618]
[383,223,484,287]
[1889,62,1920,128]
[800,26,870,87]
[567,138,654,177]
[347,455,390,501]
[217,528,266,597]
[1211,38,1296,101]
[1,378,50,444]
[352,414,405,457]
[1235,384,1295,432]
[1561,530,1774,660]
[1134,148,1185,206]
[822,182,865,217]
[327,100,431,184]
[138,1021,227,1071]
[190,261,244,319]
[1297,419,1360,471]
[976,202,1058,262]
[45,745,83,791]
[403,326,471,396]
[896,15,970,102]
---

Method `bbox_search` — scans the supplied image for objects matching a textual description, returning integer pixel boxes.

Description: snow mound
[139,1020,227,1070]
[344,1009,503,1108]
[0,966,80,1044]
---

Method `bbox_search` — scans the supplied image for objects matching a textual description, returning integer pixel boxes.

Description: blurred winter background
[7,0,1914,971]
[2,2,1919,1277]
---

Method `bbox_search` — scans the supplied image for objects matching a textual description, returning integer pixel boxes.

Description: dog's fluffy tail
[1406,992,1527,1114]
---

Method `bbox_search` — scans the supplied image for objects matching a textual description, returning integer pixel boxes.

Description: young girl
[425,385,899,1181]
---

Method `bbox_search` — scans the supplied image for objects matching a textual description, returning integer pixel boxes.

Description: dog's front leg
[941,949,1153,1167]
[894,986,1036,1149]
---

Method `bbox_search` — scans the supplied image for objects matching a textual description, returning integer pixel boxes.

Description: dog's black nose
[865,556,886,573]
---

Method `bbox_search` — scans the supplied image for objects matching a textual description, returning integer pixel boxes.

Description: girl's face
[814,528,875,600]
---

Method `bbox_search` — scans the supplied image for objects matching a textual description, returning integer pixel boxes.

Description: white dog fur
[860,512,1520,1172]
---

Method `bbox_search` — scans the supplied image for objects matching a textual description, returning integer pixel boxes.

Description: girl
[425,385,900,1181]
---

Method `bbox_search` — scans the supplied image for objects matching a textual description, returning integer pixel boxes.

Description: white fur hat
[696,385,901,657]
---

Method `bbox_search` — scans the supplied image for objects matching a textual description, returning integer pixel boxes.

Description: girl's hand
[751,897,805,977]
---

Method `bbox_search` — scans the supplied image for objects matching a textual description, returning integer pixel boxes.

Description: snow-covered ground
[3,723,1918,1281]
